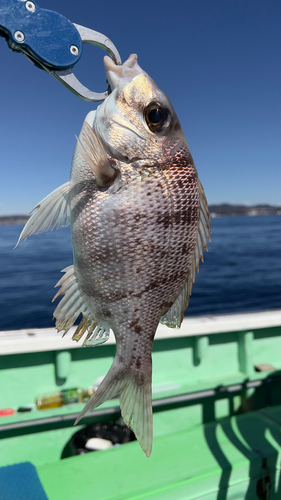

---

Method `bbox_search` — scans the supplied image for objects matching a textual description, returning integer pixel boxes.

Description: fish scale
[71,157,199,329]
[17,53,210,457]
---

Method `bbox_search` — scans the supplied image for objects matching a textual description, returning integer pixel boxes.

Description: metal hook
[47,24,122,102]
[0,0,122,102]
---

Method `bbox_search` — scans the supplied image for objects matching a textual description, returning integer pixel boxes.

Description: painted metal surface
[0,0,122,100]
[0,0,82,69]
[1,311,281,498]
[37,408,281,499]
[1,309,281,354]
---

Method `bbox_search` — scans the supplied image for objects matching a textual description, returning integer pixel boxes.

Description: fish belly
[70,160,200,353]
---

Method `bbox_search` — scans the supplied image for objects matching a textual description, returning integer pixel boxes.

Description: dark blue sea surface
[1,215,281,331]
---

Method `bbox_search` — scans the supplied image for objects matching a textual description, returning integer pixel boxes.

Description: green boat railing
[1,310,281,499]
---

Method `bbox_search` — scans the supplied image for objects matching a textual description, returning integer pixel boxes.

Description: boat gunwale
[1,309,281,355]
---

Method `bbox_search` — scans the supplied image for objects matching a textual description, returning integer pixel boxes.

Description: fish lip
[104,54,143,92]
[104,56,122,91]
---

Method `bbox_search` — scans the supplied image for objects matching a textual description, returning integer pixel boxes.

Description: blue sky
[0,0,280,215]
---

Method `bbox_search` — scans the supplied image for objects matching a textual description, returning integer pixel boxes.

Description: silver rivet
[70,45,79,56]
[25,1,36,12]
[14,31,25,43]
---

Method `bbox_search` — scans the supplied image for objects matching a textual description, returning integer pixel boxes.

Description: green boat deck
[1,310,281,499]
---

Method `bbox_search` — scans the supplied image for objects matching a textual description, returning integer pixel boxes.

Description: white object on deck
[0,309,281,355]
[85,437,113,451]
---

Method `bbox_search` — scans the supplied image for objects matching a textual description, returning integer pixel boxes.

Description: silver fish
[18,54,210,457]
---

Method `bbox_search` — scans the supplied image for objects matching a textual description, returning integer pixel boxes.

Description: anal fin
[53,265,110,347]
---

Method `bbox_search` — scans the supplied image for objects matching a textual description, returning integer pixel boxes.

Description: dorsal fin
[16,182,70,246]
[160,179,211,328]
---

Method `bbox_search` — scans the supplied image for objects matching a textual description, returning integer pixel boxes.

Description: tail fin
[74,359,153,457]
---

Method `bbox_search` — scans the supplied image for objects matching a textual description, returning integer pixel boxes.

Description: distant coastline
[209,204,281,218]
[0,215,29,226]
[1,204,281,226]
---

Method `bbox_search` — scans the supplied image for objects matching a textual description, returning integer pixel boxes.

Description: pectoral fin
[77,121,120,189]
[16,182,70,246]
[160,179,211,328]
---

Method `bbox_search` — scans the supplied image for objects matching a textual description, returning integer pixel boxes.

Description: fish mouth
[104,54,144,92]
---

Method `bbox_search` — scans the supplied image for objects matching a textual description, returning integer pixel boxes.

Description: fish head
[93,54,190,166]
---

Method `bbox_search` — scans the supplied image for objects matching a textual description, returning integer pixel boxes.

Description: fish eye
[144,102,171,133]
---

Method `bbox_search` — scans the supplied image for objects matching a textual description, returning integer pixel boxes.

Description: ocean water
[1,215,281,331]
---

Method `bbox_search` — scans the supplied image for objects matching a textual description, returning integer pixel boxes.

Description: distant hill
[0,215,29,226]
[209,204,281,217]
[1,204,281,225]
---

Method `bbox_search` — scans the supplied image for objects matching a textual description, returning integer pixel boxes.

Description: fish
[17,53,211,457]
